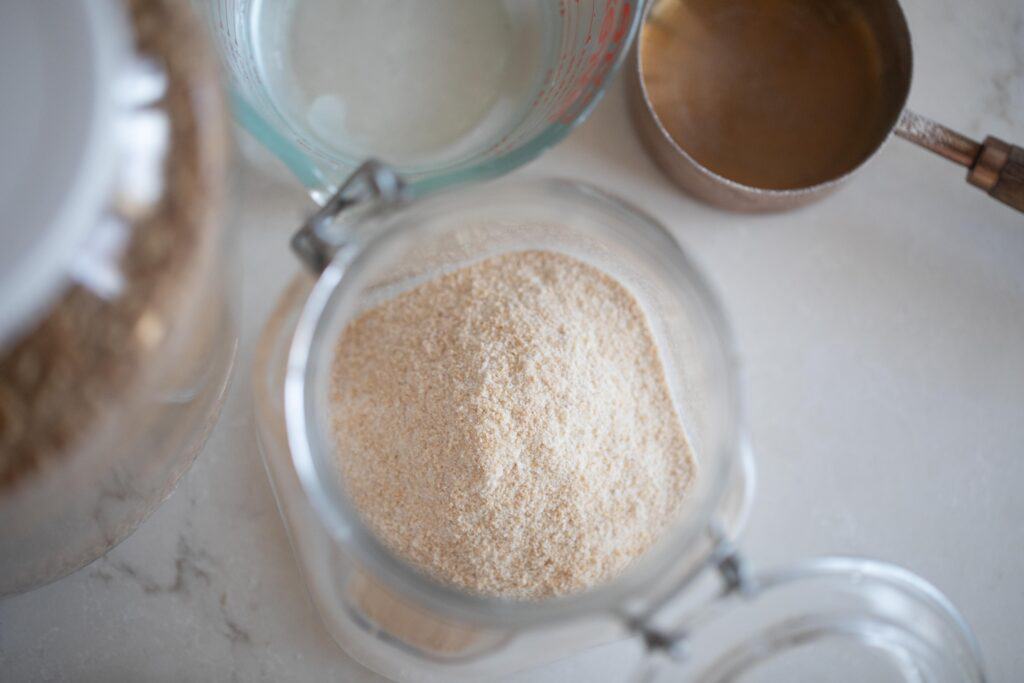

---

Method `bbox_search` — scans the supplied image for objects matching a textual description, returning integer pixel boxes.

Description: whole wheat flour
[330,250,695,599]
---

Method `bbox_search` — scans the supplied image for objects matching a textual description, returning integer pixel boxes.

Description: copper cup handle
[895,111,1024,214]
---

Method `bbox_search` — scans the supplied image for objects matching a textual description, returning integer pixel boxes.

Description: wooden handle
[968,136,1024,213]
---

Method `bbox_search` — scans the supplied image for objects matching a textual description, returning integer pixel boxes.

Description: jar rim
[0,0,128,346]
[283,177,748,627]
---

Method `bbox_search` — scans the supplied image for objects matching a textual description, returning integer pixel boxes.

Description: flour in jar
[330,250,696,599]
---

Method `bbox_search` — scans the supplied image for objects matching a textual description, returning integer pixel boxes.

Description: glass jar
[0,0,237,595]
[252,164,984,681]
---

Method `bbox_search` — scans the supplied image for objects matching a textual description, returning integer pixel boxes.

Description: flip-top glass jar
[252,165,984,682]
[0,0,236,594]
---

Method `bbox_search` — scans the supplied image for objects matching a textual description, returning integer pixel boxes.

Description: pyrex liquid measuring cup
[251,162,985,681]
[195,0,643,199]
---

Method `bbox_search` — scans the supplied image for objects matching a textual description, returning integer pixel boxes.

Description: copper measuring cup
[629,0,1024,213]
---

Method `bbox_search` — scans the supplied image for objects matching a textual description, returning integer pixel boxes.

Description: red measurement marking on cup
[549,0,632,126]
[484,1,633,157]
[529,2,591,128]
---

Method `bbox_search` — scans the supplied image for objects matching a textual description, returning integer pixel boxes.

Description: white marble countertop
[2,0,1022,680]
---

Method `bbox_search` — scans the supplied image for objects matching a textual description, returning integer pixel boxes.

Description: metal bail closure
[629,533,753,672]
[291,160,406,273]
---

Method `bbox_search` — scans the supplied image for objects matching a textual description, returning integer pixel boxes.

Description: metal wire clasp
[290,160,406,273]
[628,525,753,676]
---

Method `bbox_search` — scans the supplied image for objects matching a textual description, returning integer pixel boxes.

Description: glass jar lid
[637,556,984,681]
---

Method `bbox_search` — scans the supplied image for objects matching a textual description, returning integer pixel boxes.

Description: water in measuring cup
[253,0,542,167]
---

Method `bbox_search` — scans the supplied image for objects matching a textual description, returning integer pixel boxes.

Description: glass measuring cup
[252,163,984,681]
[194,0,642,200]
